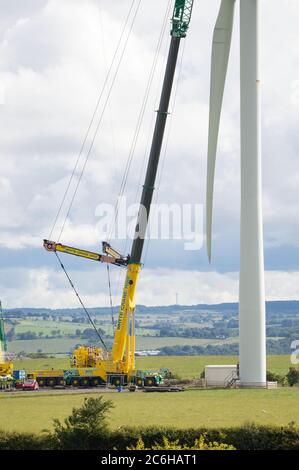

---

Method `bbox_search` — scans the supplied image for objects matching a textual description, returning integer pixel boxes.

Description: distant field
[14,356,69,371]
[136,355,297,377]
[2,355,297,435]
[136,336,238,349]
[8,336,237,354]
[0,388,298,434]
[14,320,157,338]
[8,339,85,354]
[13,355,297,378]
[14,320,88,336]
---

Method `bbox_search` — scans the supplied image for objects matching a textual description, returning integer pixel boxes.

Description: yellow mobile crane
[42,1,195,388]
[0,301,13,389]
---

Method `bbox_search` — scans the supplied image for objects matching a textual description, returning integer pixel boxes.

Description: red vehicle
[16,379,39,391]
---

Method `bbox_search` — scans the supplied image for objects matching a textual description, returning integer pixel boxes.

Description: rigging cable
[143,39,187,268]
[49,1,142,341]
[131,20,171,230]
[107,0,173,244]
[106,263,115,332]
[48,0,142,241]
[106,0,173,309]
[58,0,143,242]
[54,252,108,351]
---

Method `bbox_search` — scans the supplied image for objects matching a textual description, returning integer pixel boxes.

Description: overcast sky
[0,0,298,308]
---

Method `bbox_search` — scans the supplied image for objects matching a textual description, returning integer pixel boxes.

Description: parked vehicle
[16,379,39,391]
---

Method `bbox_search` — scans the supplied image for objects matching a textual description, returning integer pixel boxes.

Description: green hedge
[0,431,51,450]
[1,423,299,450]
[108,423,299,451]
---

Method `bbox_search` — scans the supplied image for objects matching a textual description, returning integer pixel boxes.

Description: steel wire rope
[106,0,173,245]
[142,39,187,268]
[106,1,173,312]
[50,0,142,341]
[99,0,118,176]
[106,264,115,333]
[56,0,143,241]
[111,36,170,313]
[48,0,139,241]
[54,252,108,351]
[98,1,118,331]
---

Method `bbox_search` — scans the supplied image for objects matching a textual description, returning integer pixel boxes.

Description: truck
[2,2,194,391]
[38,1,195,390]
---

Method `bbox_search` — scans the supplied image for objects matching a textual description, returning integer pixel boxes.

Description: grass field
[14,320,158,339]
[1,355,297,434]
[0,388,298,434]
[13,354,297,378]
[8,339,84,354]
[14,320,88,336]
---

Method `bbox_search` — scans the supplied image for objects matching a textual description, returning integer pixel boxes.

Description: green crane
[0,301,7,358]
[171,0,194,37]
[0,301,13,384]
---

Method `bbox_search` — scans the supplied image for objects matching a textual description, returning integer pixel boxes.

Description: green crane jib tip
[171,0,194,38]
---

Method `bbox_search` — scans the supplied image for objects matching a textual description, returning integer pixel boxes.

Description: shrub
[109,423,299,450]
[52,397,114,450]
[1,424,299,450]
[128,435,235,450]
[286,367,299,387]
[0,431,50,450]
[266,370,286,386]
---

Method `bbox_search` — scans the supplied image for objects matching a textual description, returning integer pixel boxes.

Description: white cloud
[0,0,298,306]
[1,266,299,309]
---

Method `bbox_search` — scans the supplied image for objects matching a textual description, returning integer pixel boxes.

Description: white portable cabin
[205,365,238,388]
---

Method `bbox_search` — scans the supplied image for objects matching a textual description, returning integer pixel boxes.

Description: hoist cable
[48,0,141,241]
[143,39,187,268]
[107,0,172,309]
[106,263,115,332]
[133,23,170,212]
[54,252,108,351]
[58,0,142,242]
[107,0,173,243]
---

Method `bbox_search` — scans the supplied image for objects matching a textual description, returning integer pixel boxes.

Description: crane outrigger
[42,0,195,388]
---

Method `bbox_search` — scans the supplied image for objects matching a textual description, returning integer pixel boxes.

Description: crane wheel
[46,378,56,387]
[71,378,80,387]
[144,378,156,387]
[91,379,99,387]
[80,378,90,387]
[38,379,45,387]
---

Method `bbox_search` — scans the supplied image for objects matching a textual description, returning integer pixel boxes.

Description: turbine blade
[206,0,236,261]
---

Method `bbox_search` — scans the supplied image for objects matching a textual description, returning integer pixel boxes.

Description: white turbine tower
[206,0,266,387]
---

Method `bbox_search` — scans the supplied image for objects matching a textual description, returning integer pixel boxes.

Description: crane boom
[43,239,129,266]
[43,0,195,384]
[112,0,195,365]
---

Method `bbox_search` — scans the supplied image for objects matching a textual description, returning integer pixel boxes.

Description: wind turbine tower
[206,0,266,387]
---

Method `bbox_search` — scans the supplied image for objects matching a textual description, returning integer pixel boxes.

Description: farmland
[7,336,237,354]
[13,354,296,378]
[5,301,299,356]
[0,355,298,435]
[0,386,298,434]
